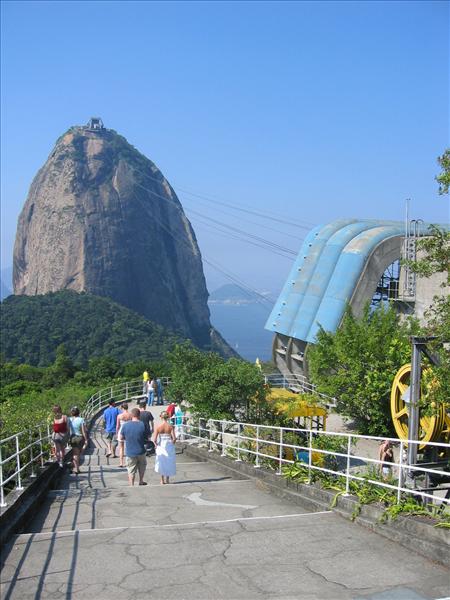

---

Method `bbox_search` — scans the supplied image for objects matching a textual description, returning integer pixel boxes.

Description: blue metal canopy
[265,219,440,344]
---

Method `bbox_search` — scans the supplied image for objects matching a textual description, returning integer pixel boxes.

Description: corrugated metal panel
[266,219,445,343]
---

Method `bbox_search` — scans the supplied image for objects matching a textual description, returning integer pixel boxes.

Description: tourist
[138,399,154,454]
[174,403,184,440]
[166,401,176,419]
[120,407,147,486]
[116,402,132,468]
[51,405,69,467]
[153,411,176,485]
[103,399,120,458]
[147,378,156,406]
[142,369,149,396]
[69,406,88,474]
[379,440,394,478]
[156,377,164,405]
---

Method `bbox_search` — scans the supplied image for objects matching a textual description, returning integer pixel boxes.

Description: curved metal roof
[265,219,442,343]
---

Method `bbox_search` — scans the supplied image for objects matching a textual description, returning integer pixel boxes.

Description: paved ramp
[1,413,449,600]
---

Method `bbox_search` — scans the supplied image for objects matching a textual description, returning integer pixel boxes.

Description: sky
[1,0,449,297]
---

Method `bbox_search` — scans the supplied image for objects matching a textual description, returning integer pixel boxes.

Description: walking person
[102,399,120,458]
[138,399,154,454]
[147,378,156,406]
[51,405,69,467]
[117,402,132,468]
[69,407,88,474]
[379,440,394,479]
[120,407,147,486]
[142,369,149,396]
[153,411,177,485]
[166,401,176,419]
[156,377,164,405]
[174,403,184,441]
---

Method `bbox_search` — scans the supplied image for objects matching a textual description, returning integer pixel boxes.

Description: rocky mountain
[13,119,233,356]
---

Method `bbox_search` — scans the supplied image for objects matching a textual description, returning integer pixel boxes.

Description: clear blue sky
[1,0,449,295]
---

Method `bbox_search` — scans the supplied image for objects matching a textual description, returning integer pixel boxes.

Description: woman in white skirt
[153,411,177,484]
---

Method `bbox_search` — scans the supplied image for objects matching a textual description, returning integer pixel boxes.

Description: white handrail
[0,376,170,508]
[182,418,450,509]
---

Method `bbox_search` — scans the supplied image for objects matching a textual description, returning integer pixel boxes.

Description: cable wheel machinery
[390,337,449,465]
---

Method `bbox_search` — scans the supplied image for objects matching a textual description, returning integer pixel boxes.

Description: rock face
[13,122,224,352]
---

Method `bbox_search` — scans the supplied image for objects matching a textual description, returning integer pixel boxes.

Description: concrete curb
[0,461,65,548]
[183,443,450,567]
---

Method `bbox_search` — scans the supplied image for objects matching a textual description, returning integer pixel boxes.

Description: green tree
[436,148,450,195]
[308,304,414,436]
[166,342,268,421]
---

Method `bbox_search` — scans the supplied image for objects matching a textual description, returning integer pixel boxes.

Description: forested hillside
[1,290,186,366]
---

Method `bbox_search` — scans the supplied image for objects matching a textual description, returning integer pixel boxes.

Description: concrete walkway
[1,408,449,600]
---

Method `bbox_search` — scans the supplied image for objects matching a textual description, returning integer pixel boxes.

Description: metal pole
[0,445,5,507]
[255,425,260,468]
[236,423,242,462]
[277,428,283,475]
[397,441,404,503]
[407,338,421,467]
[38,427,44,467]
[15,435,23,491]
[208,421,213,452]
[221,421,226,456]
[307,430,313,484]
[29,430,36,478]
[47,423,52,461]
[125,383,129,400]
[344,435,352,495]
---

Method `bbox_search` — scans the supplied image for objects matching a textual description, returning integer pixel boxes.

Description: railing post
[47,423,52,461]
[29,430,36,478]
[0,445,6,507]
[344,435,352,495]
[307,430,313,484]
[277,428,283,475]
[125,383,129,400]
[208,421,213,452]
[38,427,44,467]
[255,425,260,468]
[236,423,242,462]
[397,441,404,504]
[221,421,226,457]
[15,435,23,491]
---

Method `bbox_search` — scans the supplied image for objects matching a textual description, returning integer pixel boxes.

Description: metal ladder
[402,219,423,299]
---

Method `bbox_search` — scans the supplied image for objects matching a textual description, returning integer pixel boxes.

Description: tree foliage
[308,304,415,436]
[166,342,269,421]
[436,148,450,195]
[0,290,186,367]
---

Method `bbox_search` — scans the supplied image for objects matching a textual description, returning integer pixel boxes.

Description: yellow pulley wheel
[390,363,445,447]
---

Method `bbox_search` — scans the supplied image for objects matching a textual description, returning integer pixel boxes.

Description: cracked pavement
[1,410,449,599]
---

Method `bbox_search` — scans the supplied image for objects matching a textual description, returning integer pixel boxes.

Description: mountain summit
[13,119,229,353]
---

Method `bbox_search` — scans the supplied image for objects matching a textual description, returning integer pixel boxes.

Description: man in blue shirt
[103,400,120,458]
[120,408,147,486]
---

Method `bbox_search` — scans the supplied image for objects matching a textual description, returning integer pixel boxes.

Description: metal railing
[183,418,450,508]
[263,373,336,406]
[0,377,171,508]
